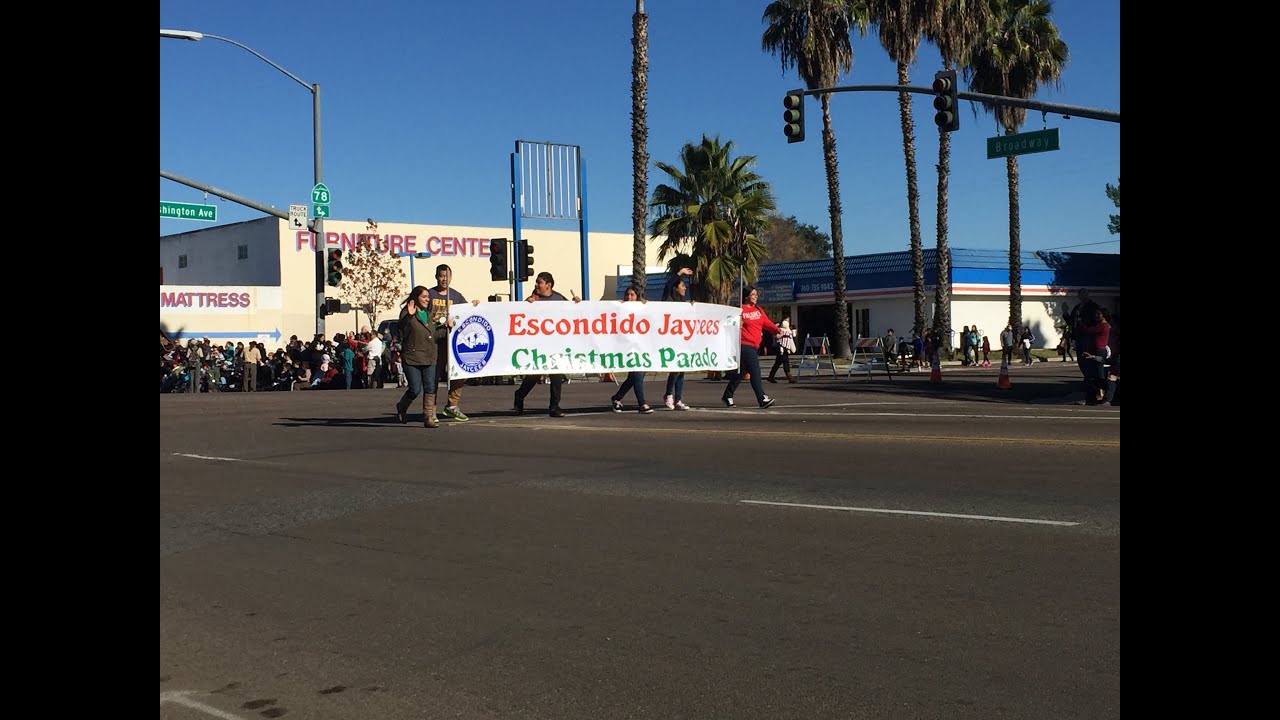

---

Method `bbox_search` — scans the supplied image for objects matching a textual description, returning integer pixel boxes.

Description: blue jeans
[613,371,647,407]
[724,345,766,403]
[664,372,685,401]
[400,364,437,402]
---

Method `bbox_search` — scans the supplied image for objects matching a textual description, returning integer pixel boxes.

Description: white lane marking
[740,499,1079,526]
[160,691,250,720]
[763,401,917,408]
[693,408,1117,420]
[171,453,244,462]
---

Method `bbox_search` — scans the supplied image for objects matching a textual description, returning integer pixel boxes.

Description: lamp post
[395,250,434,288]
[160,29,327,337]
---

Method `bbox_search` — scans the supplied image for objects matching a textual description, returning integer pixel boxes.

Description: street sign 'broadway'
[987,128,1060,160]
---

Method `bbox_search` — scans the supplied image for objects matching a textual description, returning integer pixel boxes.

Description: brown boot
[423,396,439,428]
[787,372,797,383]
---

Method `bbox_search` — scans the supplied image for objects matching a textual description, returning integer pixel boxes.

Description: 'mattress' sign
[159,286,283,313]
[446,301,742,380]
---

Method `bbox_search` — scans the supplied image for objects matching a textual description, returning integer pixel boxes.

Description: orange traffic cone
[601,373,615,383]
[929,354,942,383]
[996,357,1012,390]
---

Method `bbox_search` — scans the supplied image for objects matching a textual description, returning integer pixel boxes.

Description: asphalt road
[160,362,1120,720]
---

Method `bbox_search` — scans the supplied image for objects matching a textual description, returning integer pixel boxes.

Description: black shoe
[722,396,735,408]
[514,393,525,415]
[549,408,566,418]
[766,376,777,384]
[759,396,775,409]
[395,402,407,424]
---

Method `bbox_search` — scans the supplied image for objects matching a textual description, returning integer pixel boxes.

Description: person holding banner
[428,264,481,422]
[609,285,655,414]
[514,272,581,417]
[722,286,778,409]
[394,285,446,428]
[661,266,695,410]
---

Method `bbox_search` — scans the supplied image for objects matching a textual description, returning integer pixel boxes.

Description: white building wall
[952,290,1118,350]
[159,218,281,286]
[849,295,917,340]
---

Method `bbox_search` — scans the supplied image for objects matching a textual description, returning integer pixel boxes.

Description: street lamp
[160,28,327,337]
[395,250,434,288]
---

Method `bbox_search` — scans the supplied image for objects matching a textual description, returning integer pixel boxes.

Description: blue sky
[160,0,1120,256]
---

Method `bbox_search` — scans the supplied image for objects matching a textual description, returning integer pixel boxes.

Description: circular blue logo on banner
[451,316,495,373]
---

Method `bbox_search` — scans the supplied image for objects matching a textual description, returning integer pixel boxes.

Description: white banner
[446,301,742,379]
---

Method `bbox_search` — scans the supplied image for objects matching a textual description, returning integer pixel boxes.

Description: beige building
[160,217,662,344]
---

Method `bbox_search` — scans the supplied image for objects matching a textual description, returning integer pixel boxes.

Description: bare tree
[340,235,407,328]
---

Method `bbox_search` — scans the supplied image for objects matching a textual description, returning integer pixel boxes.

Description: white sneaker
[663,394,675,410]
[674,400,690,411]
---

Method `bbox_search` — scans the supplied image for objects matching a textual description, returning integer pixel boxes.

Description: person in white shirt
[364,332,385,389]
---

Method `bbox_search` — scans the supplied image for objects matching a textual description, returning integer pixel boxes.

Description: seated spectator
[292,365,312,391]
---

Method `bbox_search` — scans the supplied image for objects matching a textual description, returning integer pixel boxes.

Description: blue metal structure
[510,141,589,300]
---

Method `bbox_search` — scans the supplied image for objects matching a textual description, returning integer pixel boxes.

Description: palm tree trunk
[1006,153,1022,333]
[630,1,649,294]
[933,106,952,351]
[897,62,925,336]
[821,93,852,360]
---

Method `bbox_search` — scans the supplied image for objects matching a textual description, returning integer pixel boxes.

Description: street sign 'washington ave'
[987,128,1060,160]
[160,201,217,222]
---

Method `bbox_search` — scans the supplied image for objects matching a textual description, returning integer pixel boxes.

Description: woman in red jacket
[722,286,778,409]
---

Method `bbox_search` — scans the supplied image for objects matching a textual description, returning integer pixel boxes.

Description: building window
[238,244,249,260]
[178,255,188,269]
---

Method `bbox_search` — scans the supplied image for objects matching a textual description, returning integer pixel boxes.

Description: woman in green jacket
[394,285,446,428]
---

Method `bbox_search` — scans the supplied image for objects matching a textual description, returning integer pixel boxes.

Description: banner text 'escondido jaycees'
[445,301,742,380]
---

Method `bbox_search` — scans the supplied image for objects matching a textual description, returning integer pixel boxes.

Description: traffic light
[783,89,805,143]
[326,248,344,287]
[489,238,508,282]
[932,69,960,133]
[324,297,342,315]
[517,239,535,281]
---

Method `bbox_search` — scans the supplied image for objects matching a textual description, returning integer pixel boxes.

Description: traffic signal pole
[313,83,324,339]
[787,84,1120,125]
[510,151,526,301]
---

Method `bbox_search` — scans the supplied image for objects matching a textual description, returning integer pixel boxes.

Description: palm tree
[631,0,650,294]
[762,0,867,360]
[965,0,1068,333]
[648,136,776,305]
[868,0,930,336]
[924,0,990,351]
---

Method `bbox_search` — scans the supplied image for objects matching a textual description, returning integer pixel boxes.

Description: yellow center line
[468,422,1119,448]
